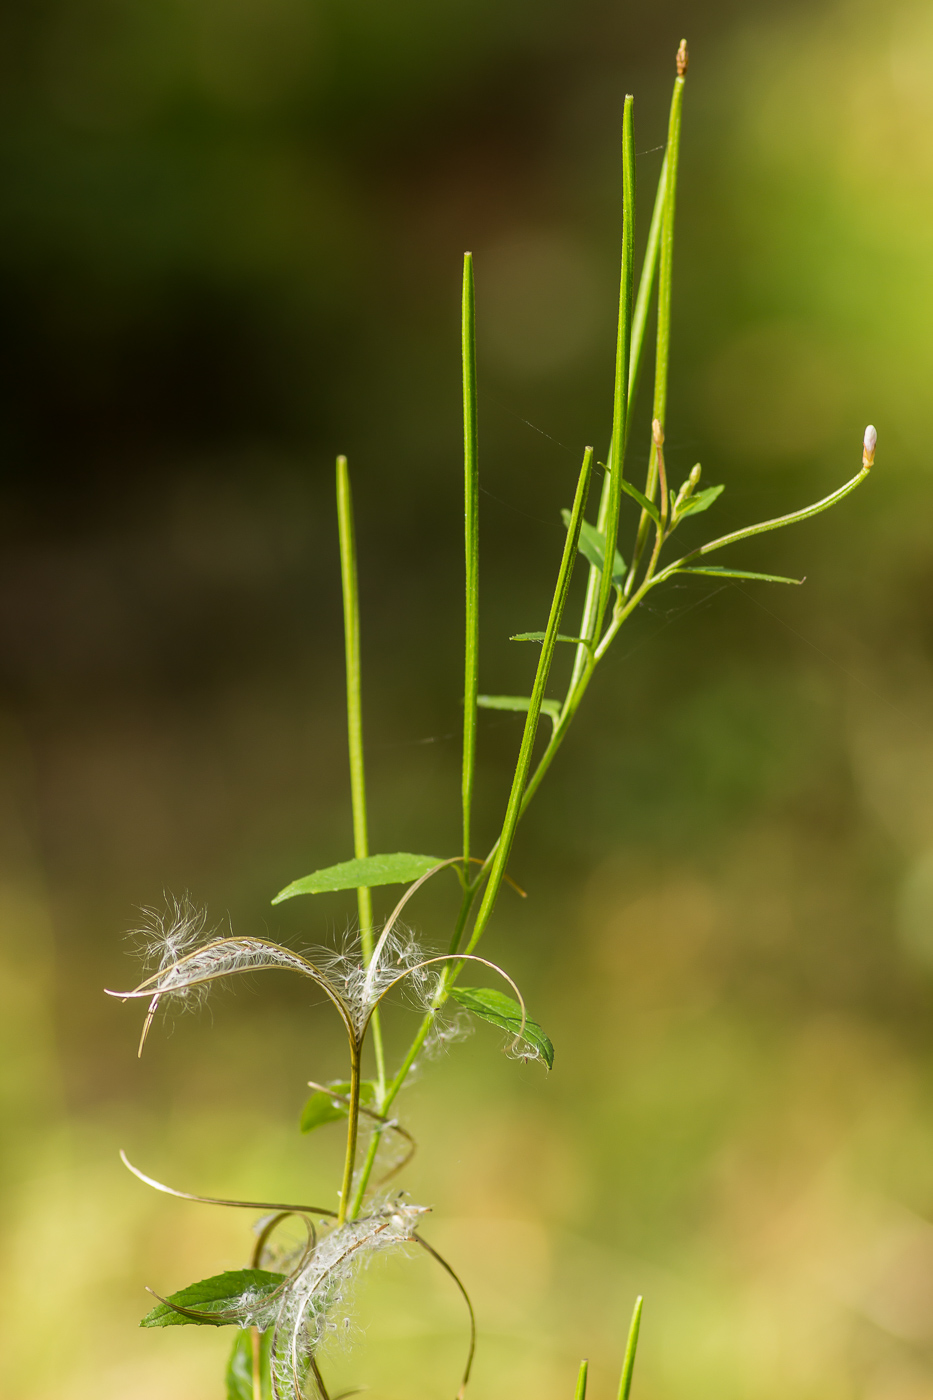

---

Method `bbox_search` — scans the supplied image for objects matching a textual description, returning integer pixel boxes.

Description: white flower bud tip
[652,418,665,446]
[862,424,877,468]
[677,39,689,76]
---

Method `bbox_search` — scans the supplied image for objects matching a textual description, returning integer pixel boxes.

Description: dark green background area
[2,2,933,1398]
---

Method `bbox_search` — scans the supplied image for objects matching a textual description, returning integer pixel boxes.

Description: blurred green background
[3,0,933,1397]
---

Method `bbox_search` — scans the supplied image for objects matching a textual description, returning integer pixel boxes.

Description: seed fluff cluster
[110,897,450,1051]
[258,1201,429,1400]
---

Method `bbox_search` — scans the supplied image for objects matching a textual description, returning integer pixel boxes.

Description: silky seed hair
[266,1202,430,1399]
[132,893,214,975]
[120,899,445,1039]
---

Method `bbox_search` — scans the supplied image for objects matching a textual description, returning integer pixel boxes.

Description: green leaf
[227,1328,272,1400]
[449,986,554,1069]
[561,510,626,588]
[299,1080,377,1133]
[675,566,803,585]
[272,853,445,904]
[510,632,589,646]
[141,1269,286,1329]
[477,695,561,725]
[676,484,724,517]
[620,478,661,528]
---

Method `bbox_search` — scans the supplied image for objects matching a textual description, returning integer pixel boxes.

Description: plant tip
[652,418,665,445]
[677,39,689,76]
[862,424,877,468]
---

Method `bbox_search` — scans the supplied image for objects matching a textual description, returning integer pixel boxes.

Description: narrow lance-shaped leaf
[510,632,589,646]
[561,510,626,588]
[674,566,803,585]
[478,695,561,724]
[141,1269,286,1329]
[621,477,661,529]
[300,1080,377,1133]
[272,853,446,904]
[450,986,554,1069]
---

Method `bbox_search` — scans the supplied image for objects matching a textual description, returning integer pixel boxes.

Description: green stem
[593,95,635,645]
[448,877,480,957]
[352,449,594,1211]
[596,464,873,664]
[465,447,593,957]
[353,446,872,1228]
[348,868,487,1216]
[494,435,872,857]
[519,517,672,813]
[462,253,480,869]
[336,457,371,947]
[251,1329,262,1400]
[336,1038,361,1226]
[568,112,666,701]
[625,54,686,596]
[648,70,684,491]
[617,1296,644,1400]
[628,151,667,409]
[348,1129,380,1221]
[575,1360,589,1400]
[654,465,872,581]
[336,457,387,1101]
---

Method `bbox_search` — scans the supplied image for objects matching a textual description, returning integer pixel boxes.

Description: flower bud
[677,39,689,76]
[862,424,877,469]
[688,462,702,488]
[652,418,665,446]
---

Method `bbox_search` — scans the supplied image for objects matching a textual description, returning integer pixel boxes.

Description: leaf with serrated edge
[141,1269,286,1329]
[477,695,561,724]
[450,986,554,1069]
[676,484,724,518]
[510,632,588,645]
[561,510,626,587]
[676,566,802,585]
[300,1080,376,1133]
[272,852,445,904]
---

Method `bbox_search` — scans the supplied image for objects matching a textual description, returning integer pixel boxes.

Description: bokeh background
[3,0,933,1396]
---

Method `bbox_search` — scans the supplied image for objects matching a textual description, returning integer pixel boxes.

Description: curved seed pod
[107,936,357,1053]
[367,953,529,1056]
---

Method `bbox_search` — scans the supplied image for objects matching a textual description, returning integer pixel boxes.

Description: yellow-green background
[3,1,933,1397]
